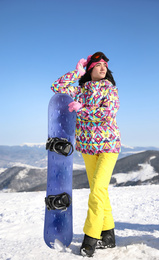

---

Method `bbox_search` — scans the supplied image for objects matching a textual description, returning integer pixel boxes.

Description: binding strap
[46,137,74,156]
[45,192,72,211]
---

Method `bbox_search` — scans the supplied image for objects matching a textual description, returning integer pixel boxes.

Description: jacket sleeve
[51,69,81,99]
[77,87,120,122]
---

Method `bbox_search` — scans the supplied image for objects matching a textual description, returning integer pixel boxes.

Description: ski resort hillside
[0,185,159,259]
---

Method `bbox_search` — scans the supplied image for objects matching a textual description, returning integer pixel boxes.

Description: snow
[122,150,145,155]
[73,163,85,170]
[121,144,134,149]
[11,162,46,169]
[150,156,156,161]
[15,168,30,180]
[0,185,159,259]
[0,168,7,174]
[113,163,158,184]
[20,143,45,147]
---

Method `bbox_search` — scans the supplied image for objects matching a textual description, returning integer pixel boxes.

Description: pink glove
[68,101,83,112]
[76,58,87,76]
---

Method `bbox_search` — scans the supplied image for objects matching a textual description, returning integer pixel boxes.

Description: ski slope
[0,185,159,260]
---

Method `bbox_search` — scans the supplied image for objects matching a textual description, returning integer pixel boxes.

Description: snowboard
[44,93,76,248]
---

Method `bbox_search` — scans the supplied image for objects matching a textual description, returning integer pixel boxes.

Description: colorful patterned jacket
[51,69,121,155]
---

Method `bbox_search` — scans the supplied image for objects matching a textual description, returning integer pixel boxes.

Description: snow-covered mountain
[0,143,159,169]
[0,149,159,192]
[112,150,159,186]
[0,144,47,168]
[0,186,159,259]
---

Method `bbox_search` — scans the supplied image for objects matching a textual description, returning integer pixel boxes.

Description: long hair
[79,67,116,86]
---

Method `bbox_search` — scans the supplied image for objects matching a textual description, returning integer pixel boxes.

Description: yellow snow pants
[82,153,118,239]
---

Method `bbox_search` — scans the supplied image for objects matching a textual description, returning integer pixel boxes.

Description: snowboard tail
[44,93,76,248]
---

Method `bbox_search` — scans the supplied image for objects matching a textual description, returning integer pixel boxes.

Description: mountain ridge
[0,144,159,169]
[0,149,159,192]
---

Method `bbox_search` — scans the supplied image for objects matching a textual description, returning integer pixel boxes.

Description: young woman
[51,52,121,257]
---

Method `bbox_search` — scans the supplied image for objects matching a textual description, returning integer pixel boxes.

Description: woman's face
[91,62,107,81]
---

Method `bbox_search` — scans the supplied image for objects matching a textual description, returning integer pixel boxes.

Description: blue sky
[0,0,159,147]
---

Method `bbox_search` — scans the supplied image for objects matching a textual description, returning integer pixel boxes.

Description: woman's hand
[68,101,83,112]
[76,58,87,76]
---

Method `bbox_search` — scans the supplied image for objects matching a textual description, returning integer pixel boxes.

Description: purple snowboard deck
[44,93,76,248]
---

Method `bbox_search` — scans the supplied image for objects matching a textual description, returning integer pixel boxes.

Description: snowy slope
[113,162,158,185]
[0,185,159,260]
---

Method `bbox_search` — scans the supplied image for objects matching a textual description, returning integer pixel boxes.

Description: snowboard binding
[46,137,74,156]
[45,192,72,211]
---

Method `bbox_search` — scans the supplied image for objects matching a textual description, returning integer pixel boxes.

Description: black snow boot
[96,229,116,249]
[80,234,98,257]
